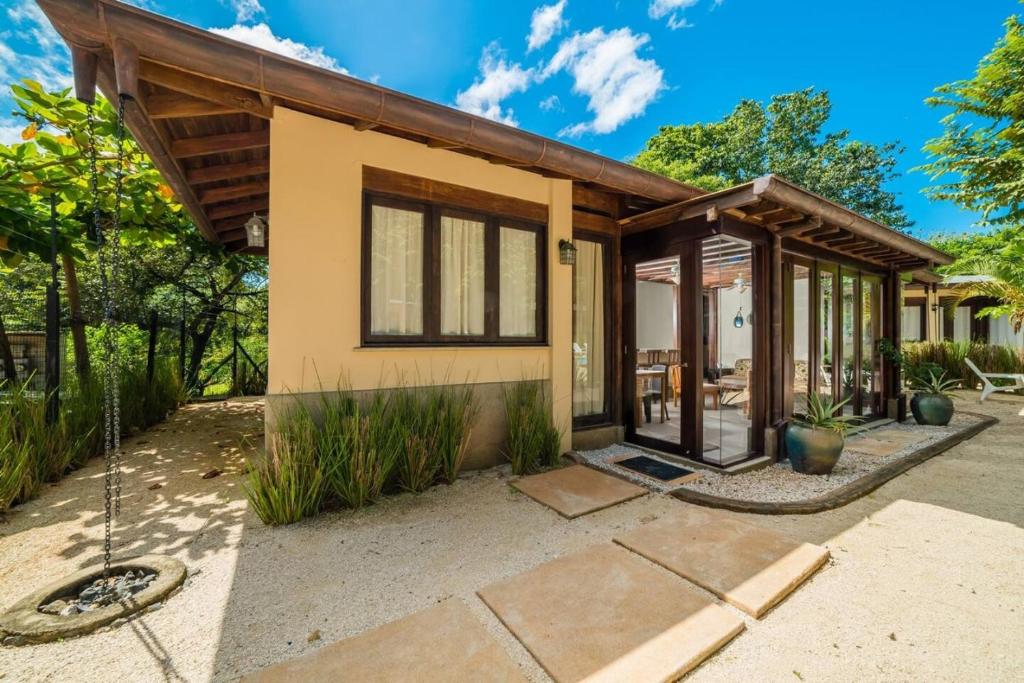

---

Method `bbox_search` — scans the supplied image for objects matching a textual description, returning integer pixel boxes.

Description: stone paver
[511,465,646,518]
[477,543,744,683]
[614,508,829,618]
[241,600,526,683]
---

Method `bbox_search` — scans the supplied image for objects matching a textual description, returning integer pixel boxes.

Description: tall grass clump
[434,384,479,485]
[321,394,401,508]
[502,380,562,475]
[391,387,441,493]
[902,341,1024,389]
[245,405,324,525]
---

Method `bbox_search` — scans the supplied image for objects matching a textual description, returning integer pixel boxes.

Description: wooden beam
[620,185,760,235]
[805,226,843,240]
[572,184,620,217]
[572,209,617,235]
[427,139,462,149]
[112,37,140,101]
[71,45,98,104]
[207,198,268,221]
[823,234,863,247]
[186,159,270,185]
[170,130,269,158]
[199,181,270,205]
[774,216,822,237]
[212,215,251,232]
[352,120,378,131]
[147,91,240,118]
[138,60,271,119]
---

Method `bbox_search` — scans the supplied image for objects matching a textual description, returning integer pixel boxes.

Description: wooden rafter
[207,198,268,221]
[138,60,271,119]
[146,91,239,118]
[199,180,270,205]
[186,159,270,185]
[774,216,822,237]
[170,130,270,158]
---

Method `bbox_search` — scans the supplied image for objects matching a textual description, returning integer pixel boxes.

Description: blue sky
[0,0,1017,238]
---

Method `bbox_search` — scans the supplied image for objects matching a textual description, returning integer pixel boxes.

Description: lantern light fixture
[558,238,577,266]
[244,214,266,248]
[733,307,745,328]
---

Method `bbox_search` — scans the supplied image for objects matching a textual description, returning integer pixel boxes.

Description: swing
[0,42,185,646]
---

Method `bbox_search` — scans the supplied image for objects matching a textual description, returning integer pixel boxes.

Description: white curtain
[370,204,423,335]
[573,240,605,416]
[441,215,485,335]
[902,305,922,341]
[991,315,1024,348]
[953,306,971,342]
[499,226,537,337]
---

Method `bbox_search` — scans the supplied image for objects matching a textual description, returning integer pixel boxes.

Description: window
[573,236,610,423]
[363,194,546,345]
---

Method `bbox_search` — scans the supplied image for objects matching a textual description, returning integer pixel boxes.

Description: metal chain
[87,103,113,578]
[111,95,127,515]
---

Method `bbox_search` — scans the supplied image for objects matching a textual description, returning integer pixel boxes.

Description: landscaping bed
[576,411,996,514]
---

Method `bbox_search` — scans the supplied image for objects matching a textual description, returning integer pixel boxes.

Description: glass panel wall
[572,238,607,420]
[634,256,679,445]
[861,277,882,416]
[818,268,835,401]
[702,235,754,465]
[792,263,812,415]
[840,272,857,414]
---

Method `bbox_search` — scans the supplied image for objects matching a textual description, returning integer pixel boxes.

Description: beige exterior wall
[267,106,573,455]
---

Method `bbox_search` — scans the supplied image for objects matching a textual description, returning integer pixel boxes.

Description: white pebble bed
[577,413,984,504]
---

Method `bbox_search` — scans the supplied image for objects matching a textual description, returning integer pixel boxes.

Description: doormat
[614,455,701,485]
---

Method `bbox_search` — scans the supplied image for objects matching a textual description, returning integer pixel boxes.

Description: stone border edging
[0,554,187,645]
[669,412,999,515]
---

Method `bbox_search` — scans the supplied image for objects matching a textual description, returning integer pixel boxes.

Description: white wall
[636,281,676,350]
[991,315,1024,349]
[716,286,753,368]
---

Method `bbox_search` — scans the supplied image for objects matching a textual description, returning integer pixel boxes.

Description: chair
[670,365,682,406]
[964,358,1024,402]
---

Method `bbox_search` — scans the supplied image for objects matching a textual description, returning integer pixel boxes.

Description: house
[38,0,954,470]
[904,273,1024,348]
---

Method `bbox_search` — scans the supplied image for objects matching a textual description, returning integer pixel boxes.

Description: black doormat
[615,455,695,482]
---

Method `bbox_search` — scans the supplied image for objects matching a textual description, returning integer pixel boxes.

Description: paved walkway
[0,393,1020,682]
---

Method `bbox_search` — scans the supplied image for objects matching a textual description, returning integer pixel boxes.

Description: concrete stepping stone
[241,600,526,683]
[614,508,829,618]
[478,543,744,683]
[511,465,646,519]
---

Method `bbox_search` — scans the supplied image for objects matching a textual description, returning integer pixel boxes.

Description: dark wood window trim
[903,296,927,342]
[361,190,548,347]
[572,230,614,430]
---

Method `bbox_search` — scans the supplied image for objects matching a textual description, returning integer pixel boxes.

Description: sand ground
[0,392,1021,682]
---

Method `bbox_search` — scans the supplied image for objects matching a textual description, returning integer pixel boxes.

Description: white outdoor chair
[964,358,1024,402]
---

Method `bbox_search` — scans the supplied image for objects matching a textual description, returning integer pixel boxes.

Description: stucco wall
[267,106,573,459]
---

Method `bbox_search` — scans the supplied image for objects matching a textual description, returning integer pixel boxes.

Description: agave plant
[793,393,861,434]
[909,369,960,397]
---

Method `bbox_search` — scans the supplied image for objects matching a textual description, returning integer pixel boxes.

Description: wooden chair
[670,365,682,406]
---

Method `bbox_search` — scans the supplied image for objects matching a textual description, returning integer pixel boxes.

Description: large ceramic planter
[910,393,954,426]
[786,424,844,475]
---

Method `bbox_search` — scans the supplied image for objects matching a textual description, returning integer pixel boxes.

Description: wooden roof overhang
[619,175,954,272]
[37,0,706,256]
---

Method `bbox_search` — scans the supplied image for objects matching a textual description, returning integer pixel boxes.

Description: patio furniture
[671,365,682,406]
[635,367,669,424]
[702,382,719,410]
[719,359,751,418]
[964,358,1024,401]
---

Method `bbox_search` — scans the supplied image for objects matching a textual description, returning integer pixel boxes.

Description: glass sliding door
[572,236,610,425]
[840,271,857,414]
[818,267,836,402]
[861,276,882,416]
[632,255,680,447]
[791,262,812,415]
[702,235,754,465]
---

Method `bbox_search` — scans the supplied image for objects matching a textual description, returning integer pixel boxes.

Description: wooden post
[45,196,60,425]
[70,45,98,104]
[146,310,159,385]
[231,310,239,392]
[178,303,187,382]
[770,233,784,425]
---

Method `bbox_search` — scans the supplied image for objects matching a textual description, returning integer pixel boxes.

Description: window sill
[354,343,551,351]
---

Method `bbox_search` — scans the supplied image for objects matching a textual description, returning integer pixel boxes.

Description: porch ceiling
[37,0,706,256]
[619,176,954,272]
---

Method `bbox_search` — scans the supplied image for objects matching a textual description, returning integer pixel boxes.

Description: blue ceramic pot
[786,423,844,475]
[910,393,954,426]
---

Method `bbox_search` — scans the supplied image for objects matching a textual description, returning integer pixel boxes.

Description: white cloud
[0,121,26,146]
[539,94,562,112]
[223,0,266,23]
[527,0,568,52]
[455,43,533,126]
[541,27,664,137]
[648,0,699,30]
[1,1,72,91]
[209,23,347,73]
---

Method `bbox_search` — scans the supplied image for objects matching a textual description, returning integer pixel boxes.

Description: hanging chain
[89,96,128,578]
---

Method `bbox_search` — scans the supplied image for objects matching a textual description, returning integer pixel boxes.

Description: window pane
[573,239,605,417]
[500,226,537,337]
[861,279,881,416]
[818,270,834,399]
[841,273,856,414]
[440,214,485,335]
[792,264,811,415]
[902,305,922,341]
[370,204,423,335]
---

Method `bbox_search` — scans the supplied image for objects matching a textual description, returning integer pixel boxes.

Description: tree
[632,88,913,231]
[938,226,1024,334]
[920,9,1024,227]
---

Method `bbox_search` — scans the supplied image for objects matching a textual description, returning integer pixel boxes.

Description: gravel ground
[578,414,986,503]
[0,392,1021,682]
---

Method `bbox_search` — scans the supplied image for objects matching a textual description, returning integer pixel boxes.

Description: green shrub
[391,387,441,493]
[433,384,479,485]
[502,381,562,475]
[244,406,324,525]
[902,341,1024,389]
[321,394,400,508]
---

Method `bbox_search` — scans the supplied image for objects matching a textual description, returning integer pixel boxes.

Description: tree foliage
[632,88,913,231]
[920,10,1024,228]
[938,226,1024,334]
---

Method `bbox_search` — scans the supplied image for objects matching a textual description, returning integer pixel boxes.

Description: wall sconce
[244,214,267,248]
[733,307,745,328]
[558,238,577,266]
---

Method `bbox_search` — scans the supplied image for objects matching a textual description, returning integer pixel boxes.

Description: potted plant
[909,369,958,426]
[786,393,860,475]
